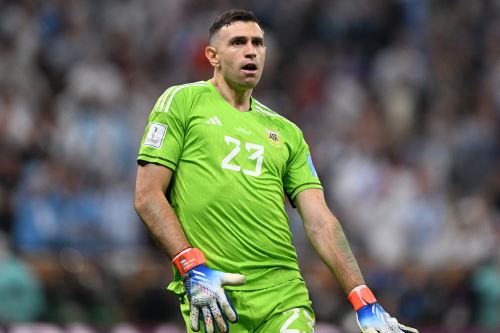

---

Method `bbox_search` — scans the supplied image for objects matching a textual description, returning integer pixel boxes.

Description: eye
[232,39,245,46]
[253,40,263,47]
[251,38,265,47]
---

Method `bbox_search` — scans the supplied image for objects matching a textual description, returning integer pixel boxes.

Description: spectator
[0,232,45,322]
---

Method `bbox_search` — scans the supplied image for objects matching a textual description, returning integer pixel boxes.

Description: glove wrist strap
[172,248,206,276]
[348,285,377,311]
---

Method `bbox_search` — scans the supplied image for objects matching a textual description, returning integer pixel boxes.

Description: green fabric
[138,80,322,291]
[179,278,315,332]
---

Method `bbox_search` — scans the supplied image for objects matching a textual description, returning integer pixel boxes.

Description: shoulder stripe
[254,103,301,131]
[157,86,176,112]
[254,100,285,118]
[254,105,280,118]
[254,99,272,110]
[164,82,207,113]
[254,104,291,122]
[158,82,208,113]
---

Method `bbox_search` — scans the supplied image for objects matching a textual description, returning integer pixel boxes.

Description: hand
[348,285,418,333]
[183,264,245,333]
[356,303,419,333]
[172,248,245,333]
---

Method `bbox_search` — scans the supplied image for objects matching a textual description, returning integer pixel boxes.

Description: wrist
[172,247,206,275]
[348,285,377,311]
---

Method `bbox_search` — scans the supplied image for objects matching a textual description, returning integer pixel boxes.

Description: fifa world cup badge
[144,123,167,148]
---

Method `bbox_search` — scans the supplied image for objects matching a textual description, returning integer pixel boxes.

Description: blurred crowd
[0,0,499,332]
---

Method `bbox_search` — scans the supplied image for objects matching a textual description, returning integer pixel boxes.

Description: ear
[205,46,220,68]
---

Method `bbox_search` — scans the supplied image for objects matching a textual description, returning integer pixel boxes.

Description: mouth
[241,63,258,74]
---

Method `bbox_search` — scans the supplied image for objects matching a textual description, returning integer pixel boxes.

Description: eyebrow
[228,36,264,44]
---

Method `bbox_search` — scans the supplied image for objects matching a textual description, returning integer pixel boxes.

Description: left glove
[348,285,419,333]
[172,248,246,333]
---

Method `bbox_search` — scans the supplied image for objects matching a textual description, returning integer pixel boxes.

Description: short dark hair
[208,9,263,43]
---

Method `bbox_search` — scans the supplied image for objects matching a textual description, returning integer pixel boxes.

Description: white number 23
[221,136,264,177]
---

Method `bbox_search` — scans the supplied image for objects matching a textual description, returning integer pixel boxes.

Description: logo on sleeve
[307,154,318,177]
[144,123,166,149]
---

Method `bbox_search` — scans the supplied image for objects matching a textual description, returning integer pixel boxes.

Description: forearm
[296,189,365,295]
[135,189,190,259]
[304,211,365,294]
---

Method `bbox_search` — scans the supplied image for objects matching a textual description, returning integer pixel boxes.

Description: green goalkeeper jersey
[137,80,322,292]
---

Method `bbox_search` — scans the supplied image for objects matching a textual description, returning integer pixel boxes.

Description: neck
[210,76,253,112]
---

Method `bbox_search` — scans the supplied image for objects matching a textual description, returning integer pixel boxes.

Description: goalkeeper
[135,8,418,333]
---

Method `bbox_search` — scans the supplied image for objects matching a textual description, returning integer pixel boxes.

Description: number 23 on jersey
[221,135,264,177]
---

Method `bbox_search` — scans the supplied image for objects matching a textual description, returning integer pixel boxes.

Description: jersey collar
[206,80,255,113]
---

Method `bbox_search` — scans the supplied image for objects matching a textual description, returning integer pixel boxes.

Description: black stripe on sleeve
[137,154,177,168]
[286,183,323,208]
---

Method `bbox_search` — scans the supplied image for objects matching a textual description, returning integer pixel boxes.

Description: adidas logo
[206,115,222,126]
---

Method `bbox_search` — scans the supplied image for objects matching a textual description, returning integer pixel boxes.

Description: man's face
[210,21,266,90]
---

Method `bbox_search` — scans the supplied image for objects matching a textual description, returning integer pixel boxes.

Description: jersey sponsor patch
[307,154,318,177]
[144,123,167,148]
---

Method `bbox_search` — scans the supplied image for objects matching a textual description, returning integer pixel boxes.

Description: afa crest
[266,129,281,145]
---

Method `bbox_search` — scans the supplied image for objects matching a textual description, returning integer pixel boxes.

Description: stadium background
[0,0,499,332]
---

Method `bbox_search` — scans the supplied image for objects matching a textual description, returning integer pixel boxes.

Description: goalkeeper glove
[172,248,246,333]
[348,285,419,333]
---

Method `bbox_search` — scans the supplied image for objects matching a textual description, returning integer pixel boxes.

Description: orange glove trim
[348,285,378,311]
[172,248,206,276]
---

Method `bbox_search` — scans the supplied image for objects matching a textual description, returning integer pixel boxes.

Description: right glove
[172,248,246,333]
[348,285,419,333]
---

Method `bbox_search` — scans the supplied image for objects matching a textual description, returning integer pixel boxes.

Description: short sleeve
[283,131,323,201]
[137,87,187,170]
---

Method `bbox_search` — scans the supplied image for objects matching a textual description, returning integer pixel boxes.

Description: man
[135,9,418,333]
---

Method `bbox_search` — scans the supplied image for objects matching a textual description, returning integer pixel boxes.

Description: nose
[244,42,256,59]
